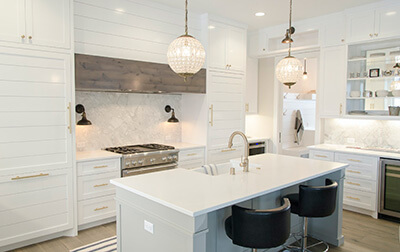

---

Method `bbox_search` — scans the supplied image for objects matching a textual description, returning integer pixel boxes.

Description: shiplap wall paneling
[74,0,202,64]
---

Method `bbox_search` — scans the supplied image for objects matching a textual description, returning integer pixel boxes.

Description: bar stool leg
[301,217,308,252]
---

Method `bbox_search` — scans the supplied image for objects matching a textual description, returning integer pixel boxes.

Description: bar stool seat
[224,198,291,251]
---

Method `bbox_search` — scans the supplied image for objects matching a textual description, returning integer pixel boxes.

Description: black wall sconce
[75,104,92,125]
[165,105,179,123]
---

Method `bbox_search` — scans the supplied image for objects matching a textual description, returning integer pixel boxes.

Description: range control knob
[138,160,144,165]
[131,161,137,166]
[125,162,131,167]
[168,156,173,160]
[150,158,156,163]
[172,155,178,161]
[162,157,167,161]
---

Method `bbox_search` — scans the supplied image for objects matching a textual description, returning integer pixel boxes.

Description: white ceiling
[150,0,382,30]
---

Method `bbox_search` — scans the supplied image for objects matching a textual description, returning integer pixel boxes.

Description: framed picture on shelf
[369,68,380,78]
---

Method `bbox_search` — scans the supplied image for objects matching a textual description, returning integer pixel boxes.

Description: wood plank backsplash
[75,54,206,94]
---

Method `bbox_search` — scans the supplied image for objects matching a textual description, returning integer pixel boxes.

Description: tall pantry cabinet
[206,18,247,164]
[0,0,75,250]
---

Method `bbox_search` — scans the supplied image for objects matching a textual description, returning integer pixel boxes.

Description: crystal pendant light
[167,0,205,82]
[275,0,303,89]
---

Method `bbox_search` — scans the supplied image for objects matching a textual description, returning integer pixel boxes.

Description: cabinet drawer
[208,147,244,164]
[78,195,116,225]
[179,148,205,162]
[78,171,119,201]
[77,158,120,176]
[345,165,377,181]
[343,188,376,211]
[335,153,378,168]
[178,159,205,170]
[309,150,334,161]
[344,177,377,193]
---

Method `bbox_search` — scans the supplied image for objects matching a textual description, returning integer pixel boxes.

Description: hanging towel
[202,164,219,176]
[294,110,304,145]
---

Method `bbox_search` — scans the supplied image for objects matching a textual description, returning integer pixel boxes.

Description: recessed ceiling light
[208,25,216,30]
[255,12,265,17]
[386,11,396,16]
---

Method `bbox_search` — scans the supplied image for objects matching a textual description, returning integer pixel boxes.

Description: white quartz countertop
[111,154,347,217]
[165,142,205,150]
[76,150,122,162]
[309,144,400,159]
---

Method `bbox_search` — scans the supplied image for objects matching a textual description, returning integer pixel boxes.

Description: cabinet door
[0,0,26,44]
[375,5,400,39]
[321,15,346,47]
[346,11,375,43]
[245,57,258,114]
[26,0,70,49]
[227,27,246,72]
[319,46,346,117]
[208,72,245,152]
[208,22,227,70]
[0,48,73,175]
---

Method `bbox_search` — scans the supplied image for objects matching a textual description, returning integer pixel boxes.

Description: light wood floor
[11,210,400,252]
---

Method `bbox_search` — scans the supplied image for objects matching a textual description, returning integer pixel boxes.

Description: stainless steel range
[104,144,179,177]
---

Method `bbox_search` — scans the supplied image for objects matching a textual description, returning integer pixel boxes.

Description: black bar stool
[224,198,291,252]
[284,179,338,252]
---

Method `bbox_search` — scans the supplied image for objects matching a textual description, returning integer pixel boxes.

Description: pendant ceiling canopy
[275,0,303,89]
[167,0,206,82]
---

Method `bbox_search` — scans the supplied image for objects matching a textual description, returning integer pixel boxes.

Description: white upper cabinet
[208,21,246,72]
[0,0,26,43]
[321,14,346,47]
[319,45,346,117]
[245,57,258,114]
[346,4,400,43]
[0,0,70,49]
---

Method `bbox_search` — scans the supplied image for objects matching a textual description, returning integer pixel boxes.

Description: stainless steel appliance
[379,158,400,218]
[104,144,179,177]
[249,140,267,156]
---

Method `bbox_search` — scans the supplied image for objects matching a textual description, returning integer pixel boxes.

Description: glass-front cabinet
[346,39,400,117]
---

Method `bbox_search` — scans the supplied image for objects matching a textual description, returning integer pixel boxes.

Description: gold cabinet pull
[348,159,361,163]
[94,165,108,169]
[340,103,343,114]
[21,35,25,39]
[12,173,49,181]
[346,196,360,201]
[187,153,197,156]
[221,148,236,153]
[245,103,249,112]
[28,36,32,39]
[93,183,108,188]
[67,102,72,134]
[347,170,361,174]
[209,104,214,126]
[346,181,361,186]
[94,206,108,211]
[315,154,328,158]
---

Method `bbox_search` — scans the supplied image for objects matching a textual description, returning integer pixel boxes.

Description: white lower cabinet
[0,168,73,247]
[178,147,205,169]
[309,149,379,217]
[77,157,120,229]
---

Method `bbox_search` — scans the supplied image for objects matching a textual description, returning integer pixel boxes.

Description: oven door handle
[122,163,177,177]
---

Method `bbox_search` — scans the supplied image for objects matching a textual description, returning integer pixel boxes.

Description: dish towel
[294,110,304,145]
[202,164,218,176]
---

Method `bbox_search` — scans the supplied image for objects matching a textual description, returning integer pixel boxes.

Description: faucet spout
[227,131,249,172]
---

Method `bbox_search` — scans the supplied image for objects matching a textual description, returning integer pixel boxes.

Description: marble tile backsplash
[75,92,182,151]
[323,118,400,149]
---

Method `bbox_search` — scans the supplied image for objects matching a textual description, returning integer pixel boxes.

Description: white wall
[74,0,202,64]
[245,58,275,140]
[75,92,181,151]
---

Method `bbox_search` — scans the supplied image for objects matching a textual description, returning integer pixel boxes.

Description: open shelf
[347,96,400,99]
[347,76,400,81]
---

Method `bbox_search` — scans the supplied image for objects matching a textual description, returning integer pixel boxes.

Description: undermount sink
[191,160,262,176]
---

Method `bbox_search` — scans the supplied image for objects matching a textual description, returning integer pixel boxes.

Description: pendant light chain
[185,0,188,35]
[288,0,293,56]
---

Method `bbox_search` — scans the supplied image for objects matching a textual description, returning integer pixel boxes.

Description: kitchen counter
[76,150,122,162]
[111,154,346,251]
[165,142,205,150]
[111,153,345,217]
[309,144,400,159]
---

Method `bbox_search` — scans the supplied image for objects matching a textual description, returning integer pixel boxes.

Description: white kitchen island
[110,154,347,252]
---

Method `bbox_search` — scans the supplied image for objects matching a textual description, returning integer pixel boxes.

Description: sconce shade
[165,105,179,123]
